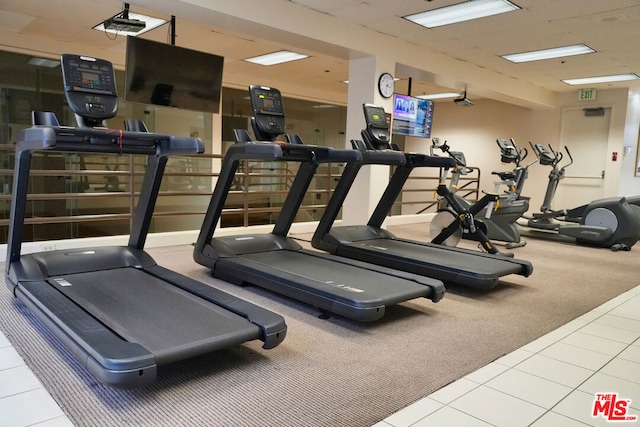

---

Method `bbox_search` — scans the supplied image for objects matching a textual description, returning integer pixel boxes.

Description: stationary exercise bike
[430,138,531,249]
[428,139,513,255]
[521,142,640,251]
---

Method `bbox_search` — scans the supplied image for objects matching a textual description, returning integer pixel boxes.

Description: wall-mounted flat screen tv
[391,94,434,138]
[125,36,224,113]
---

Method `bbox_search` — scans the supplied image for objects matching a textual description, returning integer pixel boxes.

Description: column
[341,56,396,225]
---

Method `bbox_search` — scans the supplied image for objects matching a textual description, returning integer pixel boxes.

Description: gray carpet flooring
[1,225,639,426]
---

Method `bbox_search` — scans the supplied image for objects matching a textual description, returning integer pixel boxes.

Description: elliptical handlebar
[546,144,563,164]
[523,150,540,169]
[562,145,574,169]
[515,138,529,163]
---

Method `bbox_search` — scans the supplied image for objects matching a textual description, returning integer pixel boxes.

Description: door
[555,107,609,209]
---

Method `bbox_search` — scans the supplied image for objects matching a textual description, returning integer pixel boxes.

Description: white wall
[620,90,640,196]
[407,98,549,212]
[404,89,640,214]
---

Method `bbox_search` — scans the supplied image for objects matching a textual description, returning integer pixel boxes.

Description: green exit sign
[579,89,596,100]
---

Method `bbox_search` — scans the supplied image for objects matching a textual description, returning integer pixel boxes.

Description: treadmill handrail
[194,140,363,255]
[16,125,204,156]
[358,149,406,166]
[7,122,203,267]
[405,152,457,169]
[227,140,362,163]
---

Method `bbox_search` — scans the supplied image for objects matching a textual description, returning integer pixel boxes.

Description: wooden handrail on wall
[0,145,473,243]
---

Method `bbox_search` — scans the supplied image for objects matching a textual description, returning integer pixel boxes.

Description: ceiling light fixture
[562,74,640,86]
[502,44,595,63]
[244,50,309,66]
[93,3,166,36]
[26,57,60,68]
[404,0,520,28]
[417,92,461,100]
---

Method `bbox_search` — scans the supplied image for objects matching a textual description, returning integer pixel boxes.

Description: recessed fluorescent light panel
[26,57,60,68]
[502,44,595,63]
[417,92,461,99]
[404,0,520,28]
[562,74,640,86]
[93,12,167,36]
[244,50,309,66]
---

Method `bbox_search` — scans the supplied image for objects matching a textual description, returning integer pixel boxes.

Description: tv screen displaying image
[125,36,224,113]
[391,94,434,138]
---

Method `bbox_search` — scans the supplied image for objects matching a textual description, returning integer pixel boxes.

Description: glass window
[0,49,349,243]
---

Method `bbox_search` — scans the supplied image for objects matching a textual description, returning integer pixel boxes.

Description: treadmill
[5,55,286,388]
[193,85,445,322]
[311,104,533,289]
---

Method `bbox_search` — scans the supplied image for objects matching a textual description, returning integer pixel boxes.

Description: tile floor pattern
[377,285,640,427]
[1,285,639,427]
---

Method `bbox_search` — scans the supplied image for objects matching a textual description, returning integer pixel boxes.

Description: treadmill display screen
[62,55,117,95]
[82,72,101,87]
[364,105,388,129]
[252,88,284,116]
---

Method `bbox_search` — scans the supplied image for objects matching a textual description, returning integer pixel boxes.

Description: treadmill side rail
[146,265,287,349]
[17,280,157,388]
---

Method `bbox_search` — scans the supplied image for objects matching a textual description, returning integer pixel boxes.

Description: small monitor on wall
[125,37,224,113]
[391,94,434,138]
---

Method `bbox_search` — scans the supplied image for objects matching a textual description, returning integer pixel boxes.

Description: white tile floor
[1,285,639,427]
[377,285,640,427]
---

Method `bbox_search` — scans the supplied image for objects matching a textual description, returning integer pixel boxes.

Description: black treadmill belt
[49,267,261,363]
[352,238,523,276]
[234,250,431,304]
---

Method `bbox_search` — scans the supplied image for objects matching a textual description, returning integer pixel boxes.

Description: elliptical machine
[430,138,532,249]
[521,142,640,251]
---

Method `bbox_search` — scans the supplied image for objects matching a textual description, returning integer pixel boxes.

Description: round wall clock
[378,72,395,98]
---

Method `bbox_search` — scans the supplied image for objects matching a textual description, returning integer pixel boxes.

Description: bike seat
[492,171,516,180]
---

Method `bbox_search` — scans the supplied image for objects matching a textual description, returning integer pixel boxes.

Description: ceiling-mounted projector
[103,17,146,32]
[454,91,474,107]
[100,3,146,33]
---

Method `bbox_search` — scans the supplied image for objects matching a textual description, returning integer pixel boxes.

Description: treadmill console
[249,85,286,140]
[61,54,118,125]
[362,103,391,149]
